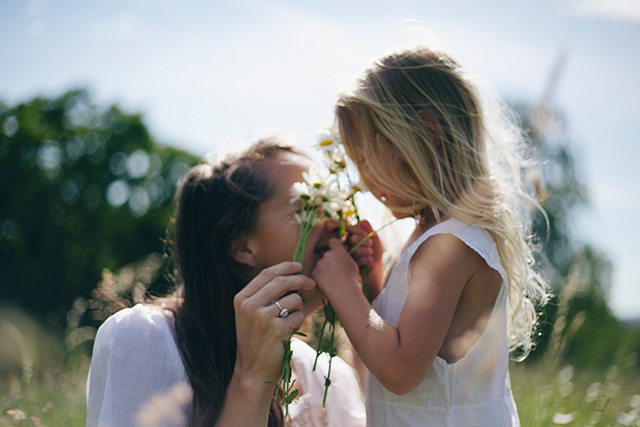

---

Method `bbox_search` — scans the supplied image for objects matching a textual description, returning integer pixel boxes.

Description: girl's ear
[417,109,442,149]
[230,235,259,268]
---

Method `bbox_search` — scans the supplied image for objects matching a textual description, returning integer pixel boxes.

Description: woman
[86,139,366,427]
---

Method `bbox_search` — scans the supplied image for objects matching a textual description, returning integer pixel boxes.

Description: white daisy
[316,128,340,152]
[290,181,311,204]
[349,179,368,193]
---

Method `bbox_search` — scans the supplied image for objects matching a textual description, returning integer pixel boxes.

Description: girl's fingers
[347,233,372,247]
[350,245,373,256]
[359,219,374,233]
[353,255,373,266]
[347,220,374,234]
[328,237,348,251]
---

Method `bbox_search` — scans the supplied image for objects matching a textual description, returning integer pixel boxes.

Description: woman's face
[241,152,337,311]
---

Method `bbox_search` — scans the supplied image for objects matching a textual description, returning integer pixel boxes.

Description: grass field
[1,354,639,426]
[511,362,640,426]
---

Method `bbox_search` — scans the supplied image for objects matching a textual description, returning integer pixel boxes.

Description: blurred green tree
[0,90,198,322]
[514,103,638,369]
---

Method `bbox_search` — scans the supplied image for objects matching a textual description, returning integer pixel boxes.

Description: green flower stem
[360,265,373,303]
[321,317,337,408]
[278,199,323,417]
[312,310,328,371]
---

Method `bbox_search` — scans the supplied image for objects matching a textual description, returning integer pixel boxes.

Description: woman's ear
[417,109,442,149]
[230,235,259,268]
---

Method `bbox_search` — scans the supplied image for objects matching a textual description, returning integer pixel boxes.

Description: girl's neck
[415,208,448,232]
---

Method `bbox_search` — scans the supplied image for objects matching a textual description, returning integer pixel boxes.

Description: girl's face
[240,152,337,311]
[347,116,414,219]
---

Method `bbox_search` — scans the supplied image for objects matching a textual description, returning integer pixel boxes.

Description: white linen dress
[366,219,520,427]
[86,303,365,427]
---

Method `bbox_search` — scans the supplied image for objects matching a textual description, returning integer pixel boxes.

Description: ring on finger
[274,301,289,318]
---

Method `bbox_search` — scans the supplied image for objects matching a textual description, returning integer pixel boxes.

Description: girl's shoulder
[407,218,505,283]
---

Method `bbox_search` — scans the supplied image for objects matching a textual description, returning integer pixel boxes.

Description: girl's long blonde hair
[337,46,550,360]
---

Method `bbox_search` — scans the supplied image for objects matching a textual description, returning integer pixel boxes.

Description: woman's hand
[346,220,384,299]
[233,261,316,386]
[215,262,315,426]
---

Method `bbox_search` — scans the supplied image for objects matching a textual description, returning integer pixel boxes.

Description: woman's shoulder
[88,307,187,426]
[89,304,185,391]
[93,304,180,361]
[97,304,172,338]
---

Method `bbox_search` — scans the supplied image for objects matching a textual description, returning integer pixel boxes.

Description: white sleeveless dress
[366,219,520,427]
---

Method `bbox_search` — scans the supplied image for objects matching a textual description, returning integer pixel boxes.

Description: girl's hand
[346,220,383,267]
[312,238,360,302]
[346,220,384,298]
[233,261,316,385]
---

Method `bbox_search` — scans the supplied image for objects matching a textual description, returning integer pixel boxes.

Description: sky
[1,0,638,319]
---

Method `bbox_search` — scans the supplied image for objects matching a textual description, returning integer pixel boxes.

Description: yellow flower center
[319,139,333,146]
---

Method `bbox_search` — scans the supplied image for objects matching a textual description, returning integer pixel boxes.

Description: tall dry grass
[1,252,638,426]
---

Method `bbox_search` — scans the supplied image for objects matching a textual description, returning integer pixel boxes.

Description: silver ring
[274,301,289,318]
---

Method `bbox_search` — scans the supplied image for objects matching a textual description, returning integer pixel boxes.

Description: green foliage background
[510,103,640,371]
[0,90,197,322]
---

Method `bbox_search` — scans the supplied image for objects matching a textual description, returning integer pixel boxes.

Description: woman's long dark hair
[171,139,302,427]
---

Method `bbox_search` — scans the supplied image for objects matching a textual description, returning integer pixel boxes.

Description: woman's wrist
[229,364,277,401]
[216,366,276,426]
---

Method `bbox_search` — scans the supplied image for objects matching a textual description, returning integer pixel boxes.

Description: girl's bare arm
[312,234,475,395]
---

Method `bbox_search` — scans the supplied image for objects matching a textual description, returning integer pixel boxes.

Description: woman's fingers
[237,261,303,297]
[273,292,304,316]
[250,272,316,306]
[278,310,305,333]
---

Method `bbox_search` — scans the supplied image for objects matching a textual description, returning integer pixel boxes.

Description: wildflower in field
[40,401,52,413]
[6,409,26,423]
[552,412,575,424]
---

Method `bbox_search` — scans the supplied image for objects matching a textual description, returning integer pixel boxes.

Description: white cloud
[28,19,45,37]
[560,0,640,24]
[85,12,145,42]
[26,0,46,16]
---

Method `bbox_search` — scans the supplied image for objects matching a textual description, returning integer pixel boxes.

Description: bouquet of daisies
[276,126,371,413]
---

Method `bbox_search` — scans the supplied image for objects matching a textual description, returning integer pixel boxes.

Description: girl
[87,140,366,427]
[312,46,550,426]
